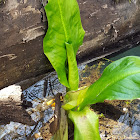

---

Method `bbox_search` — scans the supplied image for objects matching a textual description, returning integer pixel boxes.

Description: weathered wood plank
[0,36,53,89]
[0,0,140,89]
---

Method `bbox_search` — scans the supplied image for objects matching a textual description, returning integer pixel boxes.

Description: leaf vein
[58,0,68,42]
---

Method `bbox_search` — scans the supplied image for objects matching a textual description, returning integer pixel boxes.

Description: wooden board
[0,0,140,89]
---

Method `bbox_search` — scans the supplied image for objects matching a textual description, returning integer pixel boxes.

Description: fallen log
[0,0,140,89]
[0,85,35,125]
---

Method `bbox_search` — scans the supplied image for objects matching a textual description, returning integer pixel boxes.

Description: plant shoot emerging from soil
[43,0,140,139]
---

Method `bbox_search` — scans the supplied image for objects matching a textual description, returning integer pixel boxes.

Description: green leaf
[79,56,140,110]
[69,107,101,140]
[66,43,79,90]
[62,86,88,110]
[43,0,85,88]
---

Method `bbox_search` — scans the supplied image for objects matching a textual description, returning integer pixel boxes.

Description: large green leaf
[79,56,140,110]
[43,0,85,88]
[69,107,101,140]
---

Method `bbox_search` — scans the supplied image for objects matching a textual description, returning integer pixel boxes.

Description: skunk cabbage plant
[43,0,140,139]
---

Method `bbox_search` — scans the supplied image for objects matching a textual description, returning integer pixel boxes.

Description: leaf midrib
[58,0,68,42]
[95,70,140,99]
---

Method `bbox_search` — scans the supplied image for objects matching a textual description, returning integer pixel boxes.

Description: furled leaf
[69,107,101,140]
[43,0,85,88]
[62,86,88,110]
[79,56,140,110]
[66,43,79,90]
